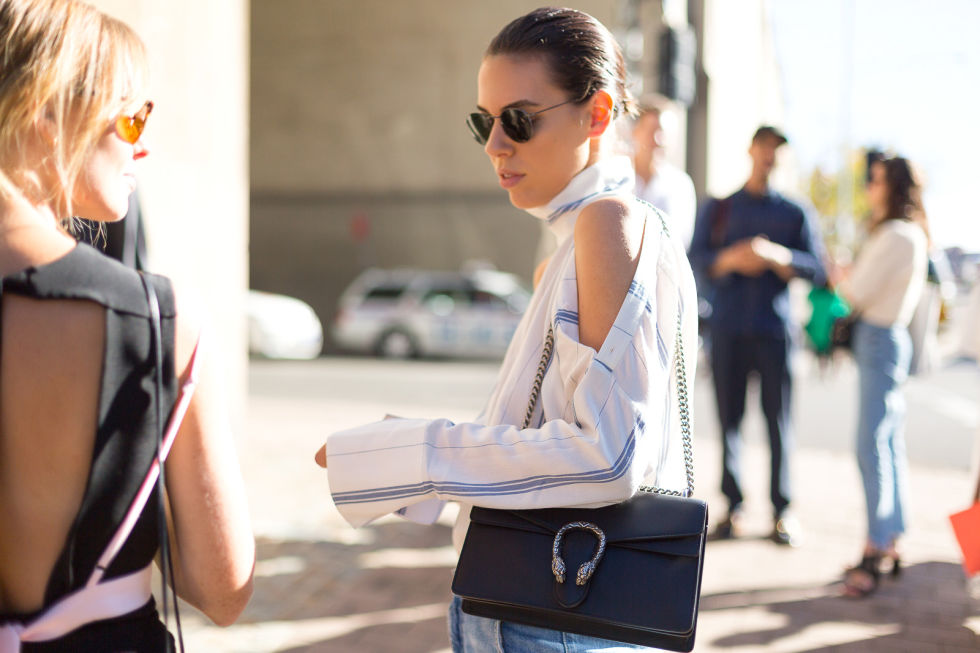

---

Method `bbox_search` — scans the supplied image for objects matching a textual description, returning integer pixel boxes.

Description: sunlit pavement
[179,354,980,652]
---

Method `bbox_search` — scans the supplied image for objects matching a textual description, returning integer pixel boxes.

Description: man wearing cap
[689,126,826,546]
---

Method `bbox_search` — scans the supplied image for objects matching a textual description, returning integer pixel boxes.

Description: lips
[498,169,524,189]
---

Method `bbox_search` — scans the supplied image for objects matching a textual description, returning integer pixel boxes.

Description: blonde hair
[0,0,147,223]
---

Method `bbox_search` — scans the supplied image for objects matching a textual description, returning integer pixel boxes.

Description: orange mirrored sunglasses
[114,101,153,144]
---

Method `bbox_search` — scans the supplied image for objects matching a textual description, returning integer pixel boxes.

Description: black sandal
[883,549,902,578]
[843,553,881,598]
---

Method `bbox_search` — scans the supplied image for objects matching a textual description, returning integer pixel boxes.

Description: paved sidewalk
[178,359,980,652]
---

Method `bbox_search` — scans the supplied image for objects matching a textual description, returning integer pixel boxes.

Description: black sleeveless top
[0,244,178,651]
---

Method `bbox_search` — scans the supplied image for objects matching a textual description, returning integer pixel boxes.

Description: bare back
[0,295,104,613]
[0,234,103,614]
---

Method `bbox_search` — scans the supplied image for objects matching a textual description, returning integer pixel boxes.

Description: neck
[744,173,769,196]
[0,189,60,232]
[0,190,73,274]
[633,152,657,183]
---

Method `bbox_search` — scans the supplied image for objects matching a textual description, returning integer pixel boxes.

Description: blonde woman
[0,0,253,649]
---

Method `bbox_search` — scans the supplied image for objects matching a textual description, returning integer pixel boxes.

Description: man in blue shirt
[689,126,826,546]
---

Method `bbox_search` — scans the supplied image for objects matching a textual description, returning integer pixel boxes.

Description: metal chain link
[521,326,555,430]
[638,307,694,497]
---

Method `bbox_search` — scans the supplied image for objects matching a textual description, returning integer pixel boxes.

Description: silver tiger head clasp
[551,521,607,586]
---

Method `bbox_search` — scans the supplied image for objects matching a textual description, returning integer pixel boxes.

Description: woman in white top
[836,155,928,598]
[314,7,698,650]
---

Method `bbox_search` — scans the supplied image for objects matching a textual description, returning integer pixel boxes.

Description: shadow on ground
[203,521,454,652]
[700,560,979,651]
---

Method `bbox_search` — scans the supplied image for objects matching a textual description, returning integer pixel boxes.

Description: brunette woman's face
[72,105,149,221]
[476,54,595,209]
[866,161,888,218]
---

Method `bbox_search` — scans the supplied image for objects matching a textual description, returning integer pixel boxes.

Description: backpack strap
[709,196,732,249]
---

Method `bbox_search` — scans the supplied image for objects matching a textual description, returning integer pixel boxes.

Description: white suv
[332,267,531,359]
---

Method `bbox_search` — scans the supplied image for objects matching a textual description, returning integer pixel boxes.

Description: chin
[507,188,548,211]
[75,201,129,223]
[508,194,534,210]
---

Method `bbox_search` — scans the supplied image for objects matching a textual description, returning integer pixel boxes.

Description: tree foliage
[804,148,873,257]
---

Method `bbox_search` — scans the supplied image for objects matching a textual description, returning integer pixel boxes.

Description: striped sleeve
[326,376,650,528]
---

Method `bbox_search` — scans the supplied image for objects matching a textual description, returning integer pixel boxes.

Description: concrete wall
[249,1,619,346]
[91,1,250,417]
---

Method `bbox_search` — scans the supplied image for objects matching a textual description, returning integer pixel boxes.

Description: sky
[768,0,980,250]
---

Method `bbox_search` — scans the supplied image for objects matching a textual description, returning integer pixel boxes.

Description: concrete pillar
[90,0,250,424]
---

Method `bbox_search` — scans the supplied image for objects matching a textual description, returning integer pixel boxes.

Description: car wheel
[376,329,419,359]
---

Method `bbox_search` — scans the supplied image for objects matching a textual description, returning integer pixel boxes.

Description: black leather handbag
[452,313,708,652]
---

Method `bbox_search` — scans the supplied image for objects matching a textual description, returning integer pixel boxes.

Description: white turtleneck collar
[525,155,635,242]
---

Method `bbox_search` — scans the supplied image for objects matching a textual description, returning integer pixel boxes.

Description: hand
[314,444,327,468]
[750,236,792,268]
[827,261,849,288]
[714,239,768,277]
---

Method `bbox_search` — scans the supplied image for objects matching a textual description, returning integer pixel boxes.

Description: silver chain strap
[520,207,694,497]
[520,327,555,430]
[638,308,694,497]
[519,309,693,496]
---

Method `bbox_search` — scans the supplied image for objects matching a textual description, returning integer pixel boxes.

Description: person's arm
[320,211,684,527]
[688,198,768,280]
[164,285,254,626]
[686,199,719,278]
[574,198,643,350]
[761,205,827,284]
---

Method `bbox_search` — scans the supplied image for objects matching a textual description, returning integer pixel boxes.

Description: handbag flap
[468,493,707,558]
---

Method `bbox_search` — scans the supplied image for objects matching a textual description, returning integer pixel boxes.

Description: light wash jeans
[448,596,660,652]
[853,320,912,549]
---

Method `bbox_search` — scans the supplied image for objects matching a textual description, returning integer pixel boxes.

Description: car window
[363,286,406,302]
[420,286,465,315]
[467,289,507,308]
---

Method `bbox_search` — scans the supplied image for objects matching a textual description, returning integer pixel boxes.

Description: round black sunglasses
[466,99,576,145]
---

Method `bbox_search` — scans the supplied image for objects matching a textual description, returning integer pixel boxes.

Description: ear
[33,103,59,147]
[587,90,614,138]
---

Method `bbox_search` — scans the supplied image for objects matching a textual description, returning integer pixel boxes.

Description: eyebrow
[475,99,541,114]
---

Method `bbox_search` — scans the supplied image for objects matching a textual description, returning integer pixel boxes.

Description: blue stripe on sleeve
[333,422,641,505]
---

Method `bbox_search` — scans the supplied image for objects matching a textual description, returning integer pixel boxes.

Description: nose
[133,139,149,160]
[483,119,513,159]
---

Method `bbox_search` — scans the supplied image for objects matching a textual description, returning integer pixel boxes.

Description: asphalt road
[250,349,979,471]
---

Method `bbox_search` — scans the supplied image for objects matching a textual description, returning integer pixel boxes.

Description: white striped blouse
[324,156,699,551]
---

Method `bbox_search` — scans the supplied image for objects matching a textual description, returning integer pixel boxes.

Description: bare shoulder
[574,198,645,271]
[573,198,645,349]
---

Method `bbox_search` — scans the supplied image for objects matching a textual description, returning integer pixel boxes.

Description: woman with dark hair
[0,0,254,648]
[835,156,929,597]
[315,6,698,650]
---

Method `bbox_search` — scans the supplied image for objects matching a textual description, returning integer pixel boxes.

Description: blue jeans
[448,596,659,652]
[853,321,912,549]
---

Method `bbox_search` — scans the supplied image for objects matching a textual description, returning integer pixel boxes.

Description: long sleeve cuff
[326,417,437,527]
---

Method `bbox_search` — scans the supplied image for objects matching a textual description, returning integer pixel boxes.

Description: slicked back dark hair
[486,7,637,119]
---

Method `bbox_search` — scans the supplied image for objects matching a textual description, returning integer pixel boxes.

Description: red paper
[949,502,980,576]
